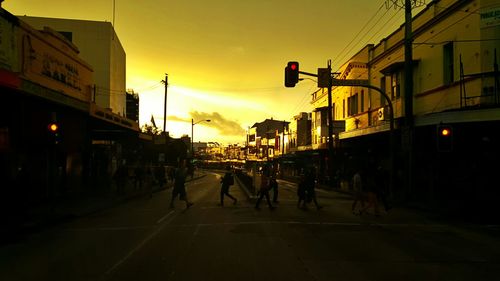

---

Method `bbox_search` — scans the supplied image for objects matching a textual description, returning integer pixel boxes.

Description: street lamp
[191,119,211,159]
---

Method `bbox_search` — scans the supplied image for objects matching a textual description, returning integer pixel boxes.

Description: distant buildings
[246,118,289,160]
[126,90,140,123]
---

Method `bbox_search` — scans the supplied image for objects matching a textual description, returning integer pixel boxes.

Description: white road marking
[156,209,175,224]
[103,209,178,278]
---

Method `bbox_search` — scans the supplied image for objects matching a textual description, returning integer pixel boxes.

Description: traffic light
[285,61,299,87]
[437,124,453,152]
[48,122,60,145]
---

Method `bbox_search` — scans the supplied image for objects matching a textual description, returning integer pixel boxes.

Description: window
[321,110,327,127]
[443,42,454,85]
[343,99,345,119]
[348,93,359,116]
[391,72,401,99]
[58,31,73,42]
[380,77,387,106]
[360,90,364,112]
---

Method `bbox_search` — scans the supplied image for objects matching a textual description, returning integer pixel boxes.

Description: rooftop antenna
[112,0,116,40]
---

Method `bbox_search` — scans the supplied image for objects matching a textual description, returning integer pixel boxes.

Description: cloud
[166,115,187,122]
[190,111,245,136]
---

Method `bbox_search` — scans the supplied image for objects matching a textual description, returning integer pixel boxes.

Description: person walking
[297,173,308,209]
[113,163,128,195]
[374,165,391,212]
[155,165,166,189]
[133,164,144,190]
[169,160,193,209]
[351,168,366,215]
[270,170,279,204]
[304,167,322,210]
[255,165,275,210]
[220,166,237,206]
[360,167,380,216]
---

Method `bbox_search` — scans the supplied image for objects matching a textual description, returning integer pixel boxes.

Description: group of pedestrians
[127,158,390,216]
[351,165,391,216]
[297,167,322,210]
[254,164,278,210]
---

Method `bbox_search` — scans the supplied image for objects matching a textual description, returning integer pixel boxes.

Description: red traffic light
[48,123,59,132]
[285,61,299,87]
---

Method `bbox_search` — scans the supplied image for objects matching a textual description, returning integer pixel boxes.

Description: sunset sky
[3,0,422,145]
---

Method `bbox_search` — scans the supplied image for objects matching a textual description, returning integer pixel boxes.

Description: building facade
[307,0,500,201]
[18,16,127,116]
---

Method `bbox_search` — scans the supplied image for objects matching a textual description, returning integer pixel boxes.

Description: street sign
[317,68,330,88]
[332,79,369,87]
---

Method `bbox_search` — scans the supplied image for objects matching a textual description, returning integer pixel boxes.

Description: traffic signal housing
[285,61,299,87]
[437,124,453,152]
[48,122,60,145]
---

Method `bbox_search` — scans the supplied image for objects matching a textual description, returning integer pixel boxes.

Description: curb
[235,175,258,201]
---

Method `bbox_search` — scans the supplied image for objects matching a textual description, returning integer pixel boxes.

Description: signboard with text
[18,23,94,103]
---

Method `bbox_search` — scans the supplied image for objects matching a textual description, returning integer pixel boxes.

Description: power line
[333,2,387,68]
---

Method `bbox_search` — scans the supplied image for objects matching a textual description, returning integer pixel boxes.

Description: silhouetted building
[126,90,139,123]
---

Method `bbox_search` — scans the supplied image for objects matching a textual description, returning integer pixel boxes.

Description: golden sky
[3,0,418,145]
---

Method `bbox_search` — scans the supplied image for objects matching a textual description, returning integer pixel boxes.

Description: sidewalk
[1,171,207,242]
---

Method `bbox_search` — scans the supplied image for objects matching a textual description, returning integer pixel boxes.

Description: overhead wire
[287,0,404,118]
[333,2,388,70]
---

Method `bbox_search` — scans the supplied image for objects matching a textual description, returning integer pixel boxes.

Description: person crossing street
[220,166,237,206]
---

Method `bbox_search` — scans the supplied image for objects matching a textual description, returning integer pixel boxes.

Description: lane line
[102,209,178,278]
[156,210,175,224]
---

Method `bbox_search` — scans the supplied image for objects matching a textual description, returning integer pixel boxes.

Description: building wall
[17,23,94,103]
[18,16,126,116]
[317,0,499,139]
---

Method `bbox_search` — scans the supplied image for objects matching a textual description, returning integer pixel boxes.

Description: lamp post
[191,119,211,159]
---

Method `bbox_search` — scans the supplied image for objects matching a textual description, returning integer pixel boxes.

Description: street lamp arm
[193,119,211,126]
[191,119,211,159]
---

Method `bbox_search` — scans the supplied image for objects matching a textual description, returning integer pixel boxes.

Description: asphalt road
[1,171,499,281]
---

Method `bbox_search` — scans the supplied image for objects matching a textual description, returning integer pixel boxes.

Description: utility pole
[282,120,286,157]
[403,0,415,201]
[385,0,425,200]
[162,73,168,133]
[327,60,334,186]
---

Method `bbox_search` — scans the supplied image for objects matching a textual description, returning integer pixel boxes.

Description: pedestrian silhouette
[297,173,307,209]
[360,167,380,216]
[220,166,237,206]
[255,164,275,210]
[169,160,193,209]
[351,168,366,215]
[113,163,128,195]
[270,168,279,203]
[155,165,166,189]
[304,167,322,210]
[374,165,391,212]
[134,164,144,190]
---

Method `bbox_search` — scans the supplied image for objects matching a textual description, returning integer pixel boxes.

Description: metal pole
[191,119,194,158]
[404,0,414,200]
[282,120,285,157]
[327,60,334,186]
[163,74,168,133]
